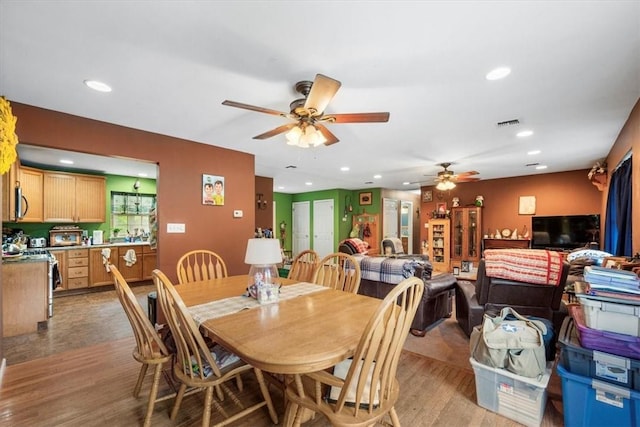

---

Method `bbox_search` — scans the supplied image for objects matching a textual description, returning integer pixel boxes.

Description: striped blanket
[484,249,564,286]
[356,255,426,285]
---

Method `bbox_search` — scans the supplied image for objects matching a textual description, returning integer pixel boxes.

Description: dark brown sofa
[455,258,569,338]
[339,240,457,336]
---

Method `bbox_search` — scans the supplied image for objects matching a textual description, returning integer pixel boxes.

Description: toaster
[30,237,47,248]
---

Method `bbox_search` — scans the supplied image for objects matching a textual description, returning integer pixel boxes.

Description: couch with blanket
[339,239,457,336]
[455,249,570,339]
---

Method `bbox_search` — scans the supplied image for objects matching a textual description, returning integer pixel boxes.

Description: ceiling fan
[222,74,390,147]
[413,162,480,189]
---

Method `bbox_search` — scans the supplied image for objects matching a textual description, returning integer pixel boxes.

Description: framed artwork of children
[202,174,225,205]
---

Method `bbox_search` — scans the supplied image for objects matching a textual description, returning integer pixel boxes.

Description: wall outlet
[167,223,186,233]
[233,210,243,218]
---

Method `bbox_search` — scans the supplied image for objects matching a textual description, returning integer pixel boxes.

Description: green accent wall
[274,188,382,253]
[2,174,156,240]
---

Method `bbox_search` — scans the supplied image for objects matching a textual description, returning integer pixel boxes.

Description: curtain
[604,156,632,255]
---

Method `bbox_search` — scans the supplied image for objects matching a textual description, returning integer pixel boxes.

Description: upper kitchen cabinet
[2,163,44,222]
[43,171,106,223]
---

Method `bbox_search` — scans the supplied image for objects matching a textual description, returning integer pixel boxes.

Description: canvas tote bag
[470,307,547,378]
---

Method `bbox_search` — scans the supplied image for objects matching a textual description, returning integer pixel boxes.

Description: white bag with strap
[470,307,547,378]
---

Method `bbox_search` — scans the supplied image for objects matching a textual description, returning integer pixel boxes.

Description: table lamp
[244,238,283,303]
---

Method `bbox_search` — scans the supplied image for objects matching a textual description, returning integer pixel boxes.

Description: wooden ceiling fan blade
[327,112,390,123]
[456,177,481,182]
[457,170,479,177]
[315,123,340,146]
[253,123,297,140]
[222,100,288,117]
[304,74,341,115]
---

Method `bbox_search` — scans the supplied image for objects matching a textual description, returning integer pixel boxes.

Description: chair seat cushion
[329,359,379,408]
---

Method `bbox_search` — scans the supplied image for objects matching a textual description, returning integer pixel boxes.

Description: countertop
[45,241,152,251]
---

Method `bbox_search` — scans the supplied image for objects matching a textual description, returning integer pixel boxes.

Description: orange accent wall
[420,170,602,246]
[10,103,256,279]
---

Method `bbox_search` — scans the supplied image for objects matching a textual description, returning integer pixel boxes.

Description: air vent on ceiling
[285,165,297,169]
[525,162,540,167]
[497,119,520,127]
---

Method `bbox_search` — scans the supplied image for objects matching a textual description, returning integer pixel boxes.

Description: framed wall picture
[518,195,536,215]
[359,192,372,205]
[461,261,471,273]
[422,190,433,202]
[453,266,460,276]
[203,174,225,205]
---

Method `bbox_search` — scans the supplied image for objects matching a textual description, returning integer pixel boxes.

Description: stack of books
[583,266,640,295]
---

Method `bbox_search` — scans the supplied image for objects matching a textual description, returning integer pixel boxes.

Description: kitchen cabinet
[49,250,67,290]
[142,245,157,280]
[2,261,48,337]
[89,247,115,286]
[428,219,450,272]
[66,248,89,289]
[451,206,483,271]
[117,245,144,282]
[43,171,106,223]
[2,161,18,221]
[2,164,44,222]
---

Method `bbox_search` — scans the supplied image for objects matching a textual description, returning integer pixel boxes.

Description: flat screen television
[531,214,600,250]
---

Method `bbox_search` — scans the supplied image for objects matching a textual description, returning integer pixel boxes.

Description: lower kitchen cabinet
[66,248,89,289]
[89,247,115,286]
[142,245,157,280]
[49,250,66,290]
[117,245,144,282]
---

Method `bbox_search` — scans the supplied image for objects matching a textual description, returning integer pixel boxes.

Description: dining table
[174,274,382,375]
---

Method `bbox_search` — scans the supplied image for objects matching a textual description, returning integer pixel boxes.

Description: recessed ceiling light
[83,79,112,92]
[59,159,74,165]
[373,174,382,179]
[137,173,148,177]
[305,182,312,186]
[340,166,350,172]
[277,186,285,190]
[517,130,534,138]
[527,150,541,155]
[402,181,410,185]
[486,67,511,81]
[535,165,548,170]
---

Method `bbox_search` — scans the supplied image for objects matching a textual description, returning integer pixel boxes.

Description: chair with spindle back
[176,250,227,284]
[311,252,361,294]
[111,264,173,427]
[287,249,319,282]
[283,276,424,427]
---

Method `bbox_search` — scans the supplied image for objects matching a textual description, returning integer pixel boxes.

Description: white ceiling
[1,1,639,193]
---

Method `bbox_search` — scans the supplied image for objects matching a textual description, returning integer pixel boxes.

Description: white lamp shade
[244,238,283,265]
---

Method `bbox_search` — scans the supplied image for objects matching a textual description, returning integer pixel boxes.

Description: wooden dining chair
[311,252,361,294]
[110,264,173,427]
[176,250,228,284]
[287,249,319,282]
[283,276,424,427]
[152,269,278,427]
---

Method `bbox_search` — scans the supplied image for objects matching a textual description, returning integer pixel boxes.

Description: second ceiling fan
[222,74,390,147]
[433,162,480,189]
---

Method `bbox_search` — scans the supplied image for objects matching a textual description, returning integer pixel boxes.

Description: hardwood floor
[0,284,565,426]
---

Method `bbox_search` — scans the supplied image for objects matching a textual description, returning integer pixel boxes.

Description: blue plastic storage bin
[557,364,640,426]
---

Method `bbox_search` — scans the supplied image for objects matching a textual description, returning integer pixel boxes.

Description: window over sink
[111,191,156,240]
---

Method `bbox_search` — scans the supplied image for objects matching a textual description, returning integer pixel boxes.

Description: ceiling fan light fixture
[436,180,456,191]
[285,123,326,148]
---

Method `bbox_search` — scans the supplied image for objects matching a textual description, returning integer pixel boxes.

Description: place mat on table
[188,282,328,325]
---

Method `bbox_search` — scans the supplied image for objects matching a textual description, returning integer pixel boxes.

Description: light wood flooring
[0,284,565,426]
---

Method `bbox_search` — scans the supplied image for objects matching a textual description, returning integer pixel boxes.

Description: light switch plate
[167,223,186,233]
[233,210,243,218]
